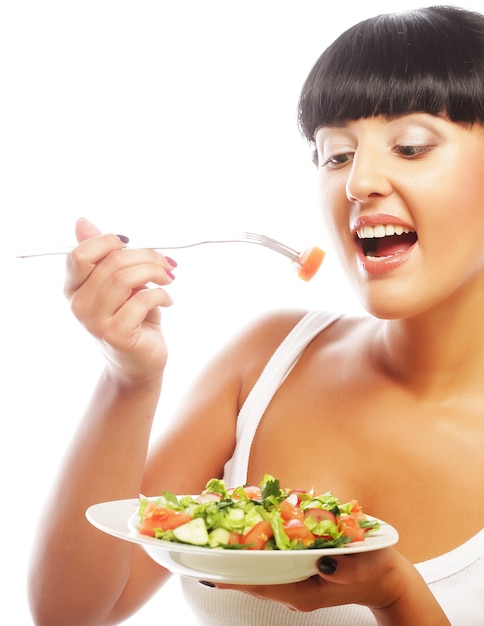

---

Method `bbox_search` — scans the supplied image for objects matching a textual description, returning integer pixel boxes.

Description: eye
[320,152,353,169]
[393,145,433,158]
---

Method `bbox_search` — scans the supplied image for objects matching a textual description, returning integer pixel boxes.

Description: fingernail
[317,556,338,575]
[166,269,176,280]
[165,256,178,268]
[198,580,216,588]
[117,234,130,244]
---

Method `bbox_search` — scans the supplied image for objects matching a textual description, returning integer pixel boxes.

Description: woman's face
[315,113,484,319]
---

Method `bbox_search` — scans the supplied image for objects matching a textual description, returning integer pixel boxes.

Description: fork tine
[242,232,300,262]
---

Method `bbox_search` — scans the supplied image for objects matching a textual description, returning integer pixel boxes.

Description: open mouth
[355,224,418,259]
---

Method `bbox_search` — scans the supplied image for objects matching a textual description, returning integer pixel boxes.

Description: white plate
[86,498,399,585]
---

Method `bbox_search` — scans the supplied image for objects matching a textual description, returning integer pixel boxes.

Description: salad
[135,475,380,551]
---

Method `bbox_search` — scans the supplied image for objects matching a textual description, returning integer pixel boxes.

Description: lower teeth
[365,253,392,260]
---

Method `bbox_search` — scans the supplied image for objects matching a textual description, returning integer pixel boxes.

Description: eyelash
[393,145,433,157]
[320,145,433,169]
[320,153,352,169]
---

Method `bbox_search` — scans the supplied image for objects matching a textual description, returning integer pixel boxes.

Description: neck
[375,292,484,400]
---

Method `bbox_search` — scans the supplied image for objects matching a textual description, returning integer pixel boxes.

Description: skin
[28,112,484,625]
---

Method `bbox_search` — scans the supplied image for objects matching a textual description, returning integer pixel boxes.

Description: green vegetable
[173,518,209,545]
[136,474,380,550]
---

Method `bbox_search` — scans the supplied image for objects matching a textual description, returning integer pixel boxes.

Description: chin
[354,289,420,321]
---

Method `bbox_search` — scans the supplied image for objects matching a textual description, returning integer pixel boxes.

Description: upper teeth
[356,224,414,239]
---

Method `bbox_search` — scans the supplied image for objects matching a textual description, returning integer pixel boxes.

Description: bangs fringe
[298,7,484,142]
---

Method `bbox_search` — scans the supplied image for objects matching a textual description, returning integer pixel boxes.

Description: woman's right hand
[64,218,176,386]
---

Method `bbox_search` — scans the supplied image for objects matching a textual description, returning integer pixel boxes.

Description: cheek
[318,176,348,234]
[424,149,484,228]
[427,169,484,241]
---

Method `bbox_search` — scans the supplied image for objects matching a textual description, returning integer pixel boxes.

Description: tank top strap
[223,310,342,487]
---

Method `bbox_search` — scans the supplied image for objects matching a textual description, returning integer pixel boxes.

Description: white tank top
[181,310,484,624]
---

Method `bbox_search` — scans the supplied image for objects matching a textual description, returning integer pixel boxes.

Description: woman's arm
[28,220,311,625]
[28,370,168,626]
[28,220,178,625]
[28,220,300,626]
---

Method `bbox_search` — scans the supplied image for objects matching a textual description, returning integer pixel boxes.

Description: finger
[75,217,102,243]
[90,265,174,334]
[213,551,396,612]
[214,577,329,612]
[314,549,402,609]
[101,288,173,348]
[316,549,390,585]
[66,238,172,306]
[65,234,129,298]
[73,253,175,325]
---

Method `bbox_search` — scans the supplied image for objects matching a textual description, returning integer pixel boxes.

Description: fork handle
[15,239,247,258]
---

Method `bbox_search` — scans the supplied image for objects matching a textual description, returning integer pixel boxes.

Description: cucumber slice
[173,518,209,546]
[208,527,231,548]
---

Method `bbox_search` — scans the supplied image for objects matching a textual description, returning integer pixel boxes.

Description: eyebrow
[314,121,349,135]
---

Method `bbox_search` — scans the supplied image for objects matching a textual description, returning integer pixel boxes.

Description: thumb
[75,217,102,243]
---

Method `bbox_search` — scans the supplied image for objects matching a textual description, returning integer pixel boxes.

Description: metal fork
[16,232,303,263]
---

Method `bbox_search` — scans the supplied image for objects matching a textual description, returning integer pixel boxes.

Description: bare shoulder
[229,308,372,364]
[234,307,311,350]
[224,308,311,380]
[228,309,372,403]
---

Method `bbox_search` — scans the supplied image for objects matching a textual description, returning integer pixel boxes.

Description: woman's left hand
[213,548,401,612]
[210,548,451,624]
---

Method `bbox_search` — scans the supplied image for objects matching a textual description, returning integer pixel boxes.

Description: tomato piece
[228,532,243,545]
[139,505,193,536]
[296,246,325,281]
[348,500,365,520]
[340,514,365,542]
[283,519,315,546]
[242,485,263,500]
[242,520,273,550]
[279,499,304,522]
[228,485,262,500]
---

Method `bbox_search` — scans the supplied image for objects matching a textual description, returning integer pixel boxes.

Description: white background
[1,1,482,623]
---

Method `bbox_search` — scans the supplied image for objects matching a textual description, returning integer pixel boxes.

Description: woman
[28,6,484,625]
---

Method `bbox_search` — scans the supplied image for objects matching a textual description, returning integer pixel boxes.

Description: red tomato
[139,504,193,536]
[348,500,365,520]
[229,485,262,500]
[340,514,365,542]
[279,499,304,522]
[242,485,263,500]
[242,520,273,550]
[228,532,243,545]
[283,519,315,547]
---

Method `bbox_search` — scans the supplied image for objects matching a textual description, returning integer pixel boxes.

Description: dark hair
[298,6,484,145]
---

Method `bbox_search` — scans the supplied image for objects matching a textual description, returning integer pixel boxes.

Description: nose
[345,150,393,203]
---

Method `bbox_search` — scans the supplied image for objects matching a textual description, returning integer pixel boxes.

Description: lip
[351,214,417,276]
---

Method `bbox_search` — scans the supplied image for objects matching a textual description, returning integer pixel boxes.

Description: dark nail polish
[198,580,216,588]
[317,556,338,575]
[117,234,130,244]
